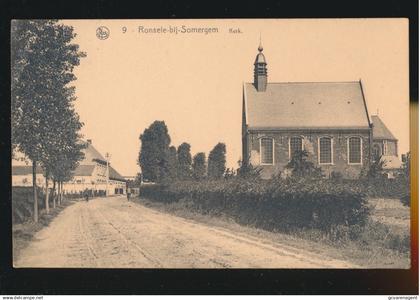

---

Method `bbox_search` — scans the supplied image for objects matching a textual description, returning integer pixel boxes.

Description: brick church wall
[246,129,371,179]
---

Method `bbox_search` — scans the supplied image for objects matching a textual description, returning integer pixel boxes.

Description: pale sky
[63,19,409,176]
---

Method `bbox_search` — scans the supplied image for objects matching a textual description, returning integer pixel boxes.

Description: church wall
[246,129,371,179]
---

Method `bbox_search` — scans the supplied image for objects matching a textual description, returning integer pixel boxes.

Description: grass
[135,196,410,268]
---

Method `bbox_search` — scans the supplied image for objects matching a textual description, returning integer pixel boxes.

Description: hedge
[12,186,46,224]
[140,178,370,233]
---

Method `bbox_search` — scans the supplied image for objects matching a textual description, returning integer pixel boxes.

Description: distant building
[242,42,400,179]
[12,165,45,188]
[371,115,402,178]
[12,139,126,195]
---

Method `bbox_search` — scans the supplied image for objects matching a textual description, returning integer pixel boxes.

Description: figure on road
[84,188,89,202]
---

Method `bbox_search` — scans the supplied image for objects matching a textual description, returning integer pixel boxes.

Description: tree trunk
[57,181,60,206]
[45,173,49,214]
[32,160,38,223]
[60,181,63,205]
[52,180,56,209]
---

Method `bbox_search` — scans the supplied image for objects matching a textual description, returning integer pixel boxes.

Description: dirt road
[14,196,357,268]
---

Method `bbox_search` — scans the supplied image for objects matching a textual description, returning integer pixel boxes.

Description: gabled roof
[371,115,397,140]
[109,166,126,182]
[243,81,371,130]
[81,142,107,165]
[12,165,44,176]
[72,165,96,176]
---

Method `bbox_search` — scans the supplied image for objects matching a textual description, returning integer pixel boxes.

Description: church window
[289,136,303,159]
[260,138,274,164]
[319,137,333,164]
[348,137,362,164]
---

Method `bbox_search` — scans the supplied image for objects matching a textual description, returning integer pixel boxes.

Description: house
[12,165,45,187]
[242,42,378,179]
[12,139,126,195]
[371,115,402,178]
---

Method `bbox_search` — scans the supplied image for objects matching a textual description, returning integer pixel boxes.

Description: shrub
[330,171,344,183]
[12,186,45,224]
[140,177,370,234]
[400,194,410,207]
[365,176,410,199]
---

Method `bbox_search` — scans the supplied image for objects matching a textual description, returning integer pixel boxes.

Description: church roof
[371,115,397,140]
[255,52,266,64]
[243,81,371,130]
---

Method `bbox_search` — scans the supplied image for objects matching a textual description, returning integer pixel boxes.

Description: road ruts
[14,196,358,268]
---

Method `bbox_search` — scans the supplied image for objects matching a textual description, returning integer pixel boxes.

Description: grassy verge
[12,199,79,262]
[135,196,410,268]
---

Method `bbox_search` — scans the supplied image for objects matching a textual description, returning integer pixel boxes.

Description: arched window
[319,137,333,164]
[260,137,274,165]
[289,136,303,159]
[348,137,362,164]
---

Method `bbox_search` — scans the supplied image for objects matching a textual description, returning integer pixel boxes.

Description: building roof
[72,165,96,176]
[243,81,371,130]
[12,165,44,176]
[109,166,126,182]
[255,52,266,64]
[371,115,397,140]
[81,142,107,165]
[380,155,402,170]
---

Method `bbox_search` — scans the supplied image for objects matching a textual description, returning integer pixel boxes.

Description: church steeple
[254,38,267,92]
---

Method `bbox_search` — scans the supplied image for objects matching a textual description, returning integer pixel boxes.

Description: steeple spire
[254,37,267,92]
[258,33,263,52]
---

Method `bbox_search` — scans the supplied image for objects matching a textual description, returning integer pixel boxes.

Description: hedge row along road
[14,196,357,268]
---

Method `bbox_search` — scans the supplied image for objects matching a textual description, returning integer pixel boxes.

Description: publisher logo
[96,26,110,40]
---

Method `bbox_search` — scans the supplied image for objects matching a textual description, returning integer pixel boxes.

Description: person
[84,188,89,202]
[127,189,131,201]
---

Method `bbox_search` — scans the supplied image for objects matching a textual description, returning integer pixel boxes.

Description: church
[242,42,401,179]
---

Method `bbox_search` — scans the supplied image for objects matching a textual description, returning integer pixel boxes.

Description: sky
[61,19,409,176]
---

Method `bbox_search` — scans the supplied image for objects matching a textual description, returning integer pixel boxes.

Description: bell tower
[253,40,267,92]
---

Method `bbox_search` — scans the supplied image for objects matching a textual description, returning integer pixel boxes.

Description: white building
[12,139,126,195]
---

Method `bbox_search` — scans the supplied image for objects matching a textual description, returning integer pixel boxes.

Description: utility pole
[105,152,110,197]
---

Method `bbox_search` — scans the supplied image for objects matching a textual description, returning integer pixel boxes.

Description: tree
[285,150,323,179]
[139,121,171,182]
[167,146,178,180]
[177,142,192,180]
[366,152,385,179]
[11,20,86,221]
[224,168,236,179]
[402,152,411,178]
[192,152,206,180]
[237,160,262,179]
[208,143,226,179]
